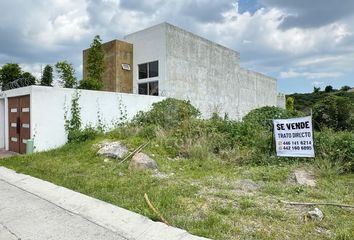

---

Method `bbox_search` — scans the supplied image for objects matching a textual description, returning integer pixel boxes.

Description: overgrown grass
[1,136,353,239]
[1,100,353,239]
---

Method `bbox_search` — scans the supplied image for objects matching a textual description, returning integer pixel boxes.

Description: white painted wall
[30,86,165,152]
[1,86,165,152]
[124,23,167,95]
[0,99,5,148]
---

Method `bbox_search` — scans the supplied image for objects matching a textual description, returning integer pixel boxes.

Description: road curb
[0,167,209,240]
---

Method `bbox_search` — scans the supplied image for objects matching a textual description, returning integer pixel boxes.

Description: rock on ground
[238,179,260,191]
[97,141,128,159]
[307,208,324,220]
[153,170,174,179]
[294,169,316,187]
[129,153,158,171]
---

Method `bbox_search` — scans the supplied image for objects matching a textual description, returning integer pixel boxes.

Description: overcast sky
[0,0,353,93]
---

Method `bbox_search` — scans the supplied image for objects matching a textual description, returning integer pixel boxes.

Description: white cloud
[0,0,353,90]
[312,81,324,86]
[280,70,343,79]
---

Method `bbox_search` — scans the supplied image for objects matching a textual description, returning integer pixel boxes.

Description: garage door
[8,95,30,154]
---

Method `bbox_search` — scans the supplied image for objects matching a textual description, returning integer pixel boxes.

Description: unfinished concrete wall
[277,93,286,109]
[165,23,242,119]
[238,68,277,118]
[164,23,276,119]
[123,22,278,119]
[83,40,133,93]
[114,41,133,93]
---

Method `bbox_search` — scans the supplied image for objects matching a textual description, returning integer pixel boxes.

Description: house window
[138,61,158,79]
[149,61,158,78]
[138,63,148,79]
[138,81,159,96]
[149,81,158,96]
[138,83,148,95]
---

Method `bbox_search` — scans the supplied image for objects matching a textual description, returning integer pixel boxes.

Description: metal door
[8,95,30,154]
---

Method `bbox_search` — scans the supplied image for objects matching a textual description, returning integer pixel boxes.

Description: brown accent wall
[83,40,133,93]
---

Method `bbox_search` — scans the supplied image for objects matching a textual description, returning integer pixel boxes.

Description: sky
[0,0,353,94]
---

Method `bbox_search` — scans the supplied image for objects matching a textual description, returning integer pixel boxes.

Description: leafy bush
[114,102,353,172]
[242,106,301,130]
[315,129,354,173]
[133,98,200,129]
[286,97,295,112]
[67,126,98,143]
[288,89,354,114]
[313,95,353,131]
[78,78,103,90]
[341,85,351,92]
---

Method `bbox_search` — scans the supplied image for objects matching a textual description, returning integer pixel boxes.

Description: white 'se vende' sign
[273,116,315,157]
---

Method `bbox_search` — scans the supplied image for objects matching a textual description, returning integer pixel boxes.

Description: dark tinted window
[138,83,148,95]
[149,61,158,78]
[149,81,159,96]
[138,63,147,79]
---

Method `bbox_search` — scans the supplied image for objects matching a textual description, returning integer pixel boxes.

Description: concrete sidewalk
[0,149,18,159]
[0,167,209,240]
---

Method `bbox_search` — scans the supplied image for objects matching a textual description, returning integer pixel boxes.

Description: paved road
[0,179,127,240]
[0,167,208,240]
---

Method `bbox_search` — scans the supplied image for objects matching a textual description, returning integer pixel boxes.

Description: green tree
[84,35,105,90]
[41,65,53,86]
[78,78,102,90]
[341,85,351,91]
[313,95,353,131]
[313,86,321,93]
[21,72,36,86]
[286,96,295,112]
[55,61,77,88]
[0,63,22,90]
[324,85,334,92]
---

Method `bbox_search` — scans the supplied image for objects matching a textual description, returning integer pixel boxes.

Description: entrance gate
[8,95,30,154]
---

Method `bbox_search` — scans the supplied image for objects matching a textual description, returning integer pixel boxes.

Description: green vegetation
[324,85,334,93]
[40,64,53,86]
[64,91,99,143]
[133,98,201,129]
[313,95,354,131]
[0,63,36,90]
[286,96,295,112]
[288,87,354,114]
[1,98,353,239]
[288,87,354,131]
[79,35,105,90]
[55,61,77,88]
